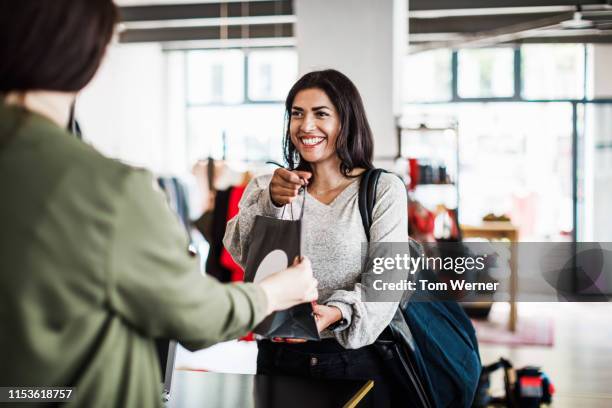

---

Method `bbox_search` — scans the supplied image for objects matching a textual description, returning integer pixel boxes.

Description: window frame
[450,44,592,104]
[404,43,612,244]
[407,44,594,104]
[453,45,519,101]
[184,46,296,108]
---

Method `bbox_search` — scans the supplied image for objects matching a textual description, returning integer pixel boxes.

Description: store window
[187,50,245,105]
[404,49,452,102]
[579,103,612,241]
[457,47,515,99]
[187,104,286,164]
[183,48,297,165]
[247,49,297,101]
[521,44,585,100]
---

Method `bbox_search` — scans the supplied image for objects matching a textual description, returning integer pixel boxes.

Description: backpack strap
[358,168,387,242]
[358,168,423,256]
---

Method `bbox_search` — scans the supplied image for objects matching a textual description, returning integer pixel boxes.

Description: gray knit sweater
[222,172,408,349]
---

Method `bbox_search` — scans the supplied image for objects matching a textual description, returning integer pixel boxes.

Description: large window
[247,49,297,101]
[402,44,591,241]
[187,50,245,105]
[521,44,585,100]
[404,44,587,102]
[402,103,573,241]
[457,47,515,99]
[183,48,297,165]
[404,49,452,102]
[187,104,286,164]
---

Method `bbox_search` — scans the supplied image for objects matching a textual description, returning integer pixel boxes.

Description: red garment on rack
[219,185,253,341]
[220,185,246,282]
[408,202,436,242]
[409,204,435,234]
[408,158,419,190]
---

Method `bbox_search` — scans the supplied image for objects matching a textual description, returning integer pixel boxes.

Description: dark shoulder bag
[359,168,433,408]
[360,168,481,408]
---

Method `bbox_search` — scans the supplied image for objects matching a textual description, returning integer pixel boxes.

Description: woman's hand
[269,168,312,206]
[257,256,318,316]
[270,302,342,344]
[312,303,342,333]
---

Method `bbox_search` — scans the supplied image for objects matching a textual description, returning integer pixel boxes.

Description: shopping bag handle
[280,183,306,221]
[266,161,307,222]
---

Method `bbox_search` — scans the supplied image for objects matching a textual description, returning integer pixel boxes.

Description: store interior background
[76,0,611,406]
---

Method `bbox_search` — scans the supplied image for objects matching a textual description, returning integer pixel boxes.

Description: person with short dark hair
[224,70,409,407]
[0,1,318,406]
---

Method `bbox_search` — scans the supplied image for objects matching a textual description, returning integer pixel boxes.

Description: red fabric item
[408,158,419,190]
[220,185,246,282]
[219,185,254,341]
[408,203,436,242]
[520,376,542,388]
[409,204,435,234]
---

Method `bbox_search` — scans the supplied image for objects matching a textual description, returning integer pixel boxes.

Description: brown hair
[0,0,118,93]
[283,69,374,177]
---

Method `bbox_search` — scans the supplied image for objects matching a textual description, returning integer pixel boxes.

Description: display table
[461,222,519,331]
[166,370,374,408]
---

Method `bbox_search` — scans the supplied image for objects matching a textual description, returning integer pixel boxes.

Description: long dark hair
[0,0,118,93]
[283,69,374,177]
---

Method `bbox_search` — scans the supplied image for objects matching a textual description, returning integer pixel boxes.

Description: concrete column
[294,0,408,164]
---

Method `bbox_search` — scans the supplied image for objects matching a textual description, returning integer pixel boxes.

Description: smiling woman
[223,69,409,407]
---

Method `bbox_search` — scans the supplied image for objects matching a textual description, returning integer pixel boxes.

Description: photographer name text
[372,279,499,292]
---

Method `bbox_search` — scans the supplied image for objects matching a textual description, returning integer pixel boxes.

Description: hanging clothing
[220,185,247,282]
[199,185,248,283]
[203,189,232,282]
[157,177,191,234]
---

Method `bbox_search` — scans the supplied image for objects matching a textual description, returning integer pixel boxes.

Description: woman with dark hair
[224,69,408,406]
[0,1,317,407]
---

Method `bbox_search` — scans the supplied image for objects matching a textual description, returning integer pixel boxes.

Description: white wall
[164,51,189,176]
[294,0,407,165]
[78,43,166,172]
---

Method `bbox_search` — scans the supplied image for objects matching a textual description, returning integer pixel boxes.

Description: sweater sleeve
[222,174,285,269]
[324,173,409,349]
[107,169,268,351]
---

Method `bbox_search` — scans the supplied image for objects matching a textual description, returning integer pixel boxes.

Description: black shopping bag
[243,191,320,341]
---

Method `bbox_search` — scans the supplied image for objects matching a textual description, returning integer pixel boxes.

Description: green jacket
[0,104,267,407]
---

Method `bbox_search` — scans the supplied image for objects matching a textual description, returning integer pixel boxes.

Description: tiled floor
[176,302,612,407]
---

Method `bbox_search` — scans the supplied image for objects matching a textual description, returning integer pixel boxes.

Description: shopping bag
[243,190,320,341]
